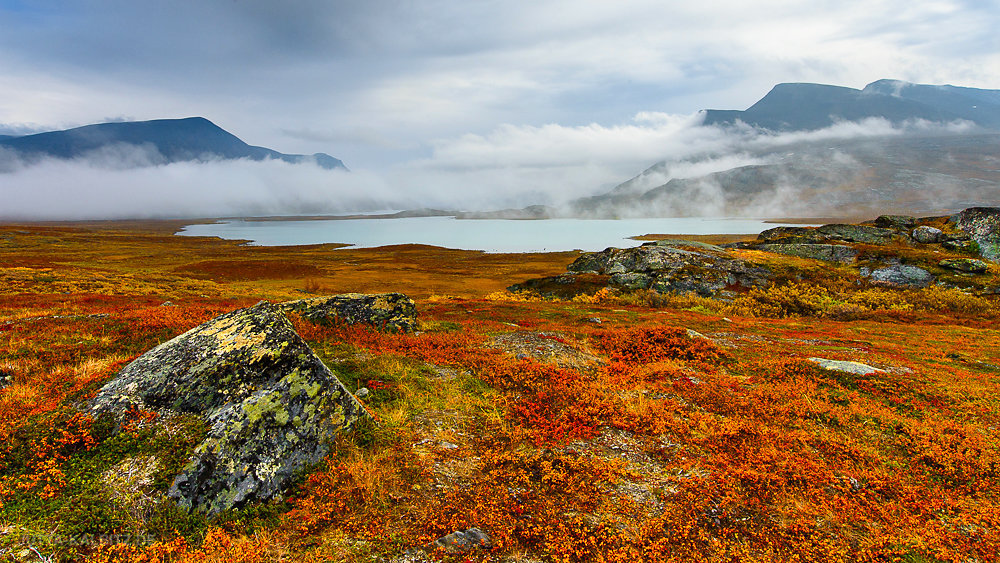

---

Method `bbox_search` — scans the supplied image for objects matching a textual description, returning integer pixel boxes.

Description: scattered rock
[91,301,370,515]
[939,258,990,273]
[0,370,12,391]
[757,243,858,263]
[355,387,370,398]
[281,292,417,332]
[911,226,943,244]
[808,358,886,375]
[952,207,1000,260]
[426,528,492,554]
[861,264,935,287]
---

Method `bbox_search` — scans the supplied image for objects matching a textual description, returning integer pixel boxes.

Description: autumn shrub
[597,326,726,367]
[907,284,1000,317]
[727,283,843,317]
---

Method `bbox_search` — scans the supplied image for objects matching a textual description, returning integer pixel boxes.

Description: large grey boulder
[952,207,1000,261]
[281,292,417,332]
[92,301,369,514]
[912,226,943,244]
[861,264,935,287]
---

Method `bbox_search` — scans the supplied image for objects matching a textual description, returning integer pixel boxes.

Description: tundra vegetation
[0,218,999,562]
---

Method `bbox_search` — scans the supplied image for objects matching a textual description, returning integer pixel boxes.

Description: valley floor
[1,221,999,562]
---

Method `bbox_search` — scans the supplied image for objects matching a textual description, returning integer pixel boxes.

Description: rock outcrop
[282,292,417,332]
[952,207,1000,260]
[91,301,369,514]
[540,240,772,298]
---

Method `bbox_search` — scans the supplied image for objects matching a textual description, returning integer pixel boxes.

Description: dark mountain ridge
[703,79,1000,131]
[0,117,346,170]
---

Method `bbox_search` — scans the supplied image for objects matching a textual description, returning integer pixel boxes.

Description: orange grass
[0,222,998,562]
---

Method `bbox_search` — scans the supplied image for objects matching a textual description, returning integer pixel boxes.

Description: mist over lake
[176,216,813,253]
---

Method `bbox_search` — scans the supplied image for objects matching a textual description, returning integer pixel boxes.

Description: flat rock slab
[757,243,858,263]
[92,301,369,515]
[808,357,886,376]
[282,292,417,332]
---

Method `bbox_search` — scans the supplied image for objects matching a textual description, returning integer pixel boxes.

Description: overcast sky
[1,1,998,218]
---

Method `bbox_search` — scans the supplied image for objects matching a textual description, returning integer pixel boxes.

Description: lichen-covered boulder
[939,258,990,273]
[281,292,417,332]
[952,207,1000,261]
[91,301,369,514]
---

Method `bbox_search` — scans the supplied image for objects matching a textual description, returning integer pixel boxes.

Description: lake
[176,216,809,253]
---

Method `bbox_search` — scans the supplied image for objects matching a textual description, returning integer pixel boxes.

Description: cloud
[2,0,999,170]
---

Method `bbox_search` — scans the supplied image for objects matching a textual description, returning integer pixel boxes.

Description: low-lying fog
[0,114,976,221]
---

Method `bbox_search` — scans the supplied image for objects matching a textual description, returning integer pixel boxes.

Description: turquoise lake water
[177,216,810,253]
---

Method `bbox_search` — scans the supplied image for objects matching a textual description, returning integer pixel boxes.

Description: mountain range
[702,79,1000,131]
[0,117,346,170]
[465,79,1000,220]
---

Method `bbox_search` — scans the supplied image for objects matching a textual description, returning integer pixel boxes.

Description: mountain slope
[0,117,346,170]
[568,133,1000,218]
[703,80,1000,131]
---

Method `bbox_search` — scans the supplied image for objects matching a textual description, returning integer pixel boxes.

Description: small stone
[587,317,604,324]
[355,387,370,398]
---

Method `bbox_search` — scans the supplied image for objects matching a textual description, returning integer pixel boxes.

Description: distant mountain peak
[703,79,1000,131]
[0,117,347,170]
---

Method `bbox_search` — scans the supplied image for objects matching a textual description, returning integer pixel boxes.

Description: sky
[1,0,999,218]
